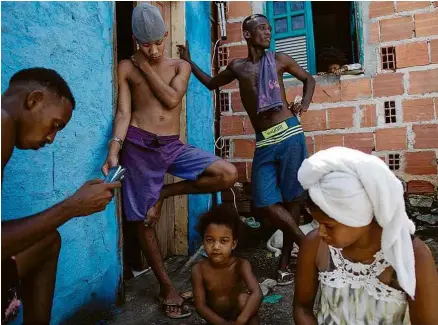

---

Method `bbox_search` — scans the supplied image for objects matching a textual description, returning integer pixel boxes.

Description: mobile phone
[104,165,126,183]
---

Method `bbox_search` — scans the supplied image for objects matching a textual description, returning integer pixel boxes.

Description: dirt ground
[81,224,438,325]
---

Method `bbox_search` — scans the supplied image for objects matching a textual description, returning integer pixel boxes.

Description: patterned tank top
[316,242,410,325]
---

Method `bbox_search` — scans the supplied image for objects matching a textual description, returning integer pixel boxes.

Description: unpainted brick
[380,16,413,42]
[397,1,430,12]
[301,109,327,131]
[369,1,395,18]
[341,77,372,101]
[407,180,435,194]
[402,98,434,122]
[220,115,244,136]
[405,151,437,175]
[373,73,404,97]
[227,1,252,19]
[233,139,255,158]
[360,104,377,127]
[327,107,355,129]
[314,134,343,152]
[395,42,429,68]
[415,11,438,37]
[344,133,375,154]
[375,127,407,150]
[409,69,438,94]
[413,124,438,149]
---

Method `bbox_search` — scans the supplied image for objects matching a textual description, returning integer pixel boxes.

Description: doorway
[114,1,188,283]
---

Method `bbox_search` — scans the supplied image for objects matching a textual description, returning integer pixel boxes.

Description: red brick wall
[217,1,438,191]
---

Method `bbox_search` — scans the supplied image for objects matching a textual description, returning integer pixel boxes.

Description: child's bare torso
[200,257,246,315]
[124,57,184,136]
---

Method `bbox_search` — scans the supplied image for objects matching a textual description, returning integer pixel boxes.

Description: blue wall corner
[1,2,120,324]
[185,2,214,255]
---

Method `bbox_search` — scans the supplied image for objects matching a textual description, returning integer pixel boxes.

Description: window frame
[267,1,316,75]
[266,1,364,77]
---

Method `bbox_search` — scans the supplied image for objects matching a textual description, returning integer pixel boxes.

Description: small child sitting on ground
[192,204,263,325]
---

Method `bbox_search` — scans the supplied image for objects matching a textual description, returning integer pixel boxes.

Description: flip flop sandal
[163,302,192,319]
[259,279,277,296]
[260,285,269,297]
[241,217,261,229]
[261,279,277,289]
[277,269,294,286]
[180,291,194,303]
[157,291,194,305]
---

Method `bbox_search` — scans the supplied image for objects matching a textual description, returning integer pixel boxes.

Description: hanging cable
[211,39,221,111]
[214,136,225,150]
[212,2,228,208]
[230,187,238,213]
[217,2,227,40]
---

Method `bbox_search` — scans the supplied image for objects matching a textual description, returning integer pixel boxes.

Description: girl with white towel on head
[293,147,438,325]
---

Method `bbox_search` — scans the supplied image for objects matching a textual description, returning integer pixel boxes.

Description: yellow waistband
[261,121,288,139]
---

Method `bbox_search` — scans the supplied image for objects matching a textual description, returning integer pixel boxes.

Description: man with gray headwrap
[102,3,237,319]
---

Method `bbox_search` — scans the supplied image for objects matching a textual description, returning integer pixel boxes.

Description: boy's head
[317,47,347,73]
[6,68,75,150]
[132,3,168,62]
[197,204,240,264]
[242,14,271,49]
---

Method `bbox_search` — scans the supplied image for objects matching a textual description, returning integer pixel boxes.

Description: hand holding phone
[68,179,121,217]
[104,165,126,183]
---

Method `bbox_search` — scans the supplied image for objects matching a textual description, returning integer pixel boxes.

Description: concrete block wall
[1,2,120,324]
[217,1,438,195]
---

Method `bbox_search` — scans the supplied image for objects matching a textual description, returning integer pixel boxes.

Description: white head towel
[298,146,416,299]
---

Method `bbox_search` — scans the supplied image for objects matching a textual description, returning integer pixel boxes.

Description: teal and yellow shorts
[252,116,308,208]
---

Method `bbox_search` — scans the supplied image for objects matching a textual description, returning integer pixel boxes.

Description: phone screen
[104,166,125,183]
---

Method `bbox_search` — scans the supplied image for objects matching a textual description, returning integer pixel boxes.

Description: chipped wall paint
[1,2,120,324]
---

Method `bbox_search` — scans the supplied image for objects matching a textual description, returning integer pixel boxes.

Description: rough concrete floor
[89,226,438,325]
[104,246,296,325]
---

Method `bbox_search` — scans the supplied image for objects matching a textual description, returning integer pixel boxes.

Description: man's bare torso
[229,53,295,132]
[123,57,185,136]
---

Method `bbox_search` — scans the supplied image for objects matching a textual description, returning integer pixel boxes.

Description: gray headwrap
[132,3,166,44]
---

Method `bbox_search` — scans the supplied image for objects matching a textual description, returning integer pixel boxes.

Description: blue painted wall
[185,2,214,254]
[1,2,120,324]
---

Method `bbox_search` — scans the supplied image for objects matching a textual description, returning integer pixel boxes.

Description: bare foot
[146,198,164,225]
[159,286,193,318]
[159,286,184,306]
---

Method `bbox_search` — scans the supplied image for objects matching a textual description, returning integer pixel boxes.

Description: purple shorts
[119,125,220,222]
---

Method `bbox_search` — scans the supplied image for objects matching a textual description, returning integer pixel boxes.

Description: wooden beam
[170,1,188,255]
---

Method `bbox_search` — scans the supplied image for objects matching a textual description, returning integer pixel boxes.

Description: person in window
[317,47,348,76]
[293,146,438,325]
[178,14,316,285]
[317,47,362,76]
